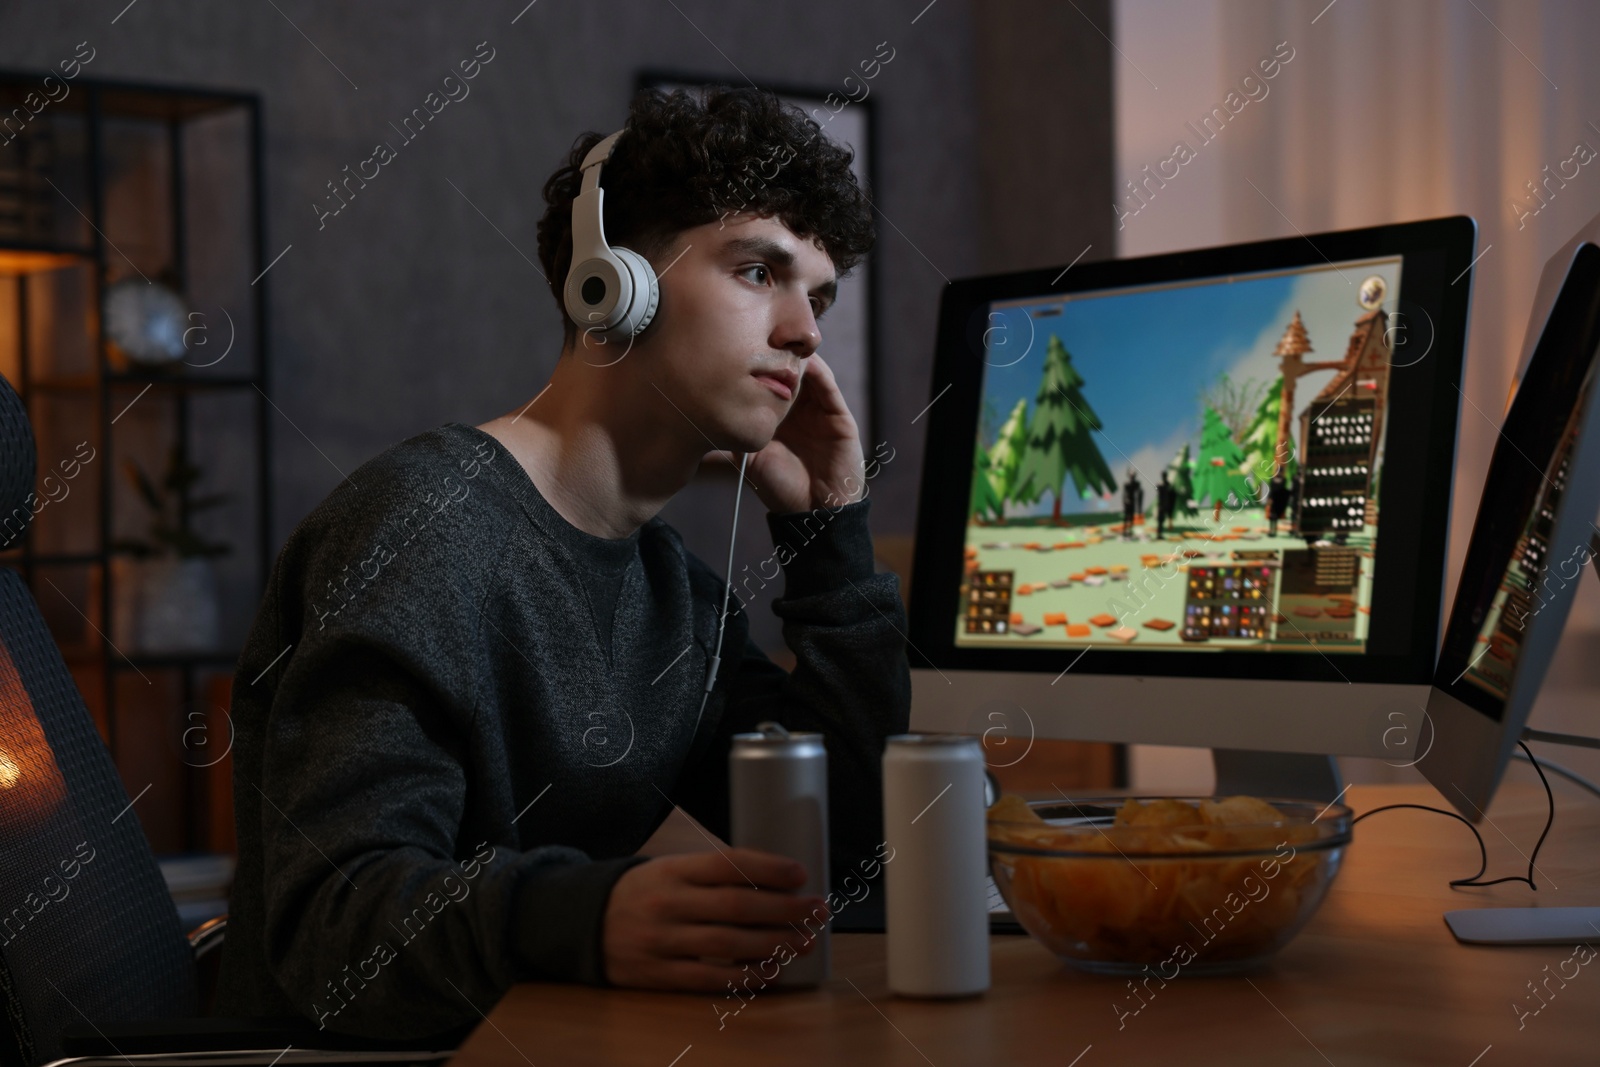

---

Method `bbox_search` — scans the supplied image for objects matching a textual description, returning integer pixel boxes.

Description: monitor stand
[1445,906,1600,944]
[1212,749,1343,802]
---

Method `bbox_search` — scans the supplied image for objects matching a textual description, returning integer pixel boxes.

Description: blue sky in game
[977,256,1402,516]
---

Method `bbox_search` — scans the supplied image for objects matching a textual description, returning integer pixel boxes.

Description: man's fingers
[673,847,809,889]
[650,921,820,965]
[667,883,830,928]
[801,350,831,385]
[790,351,852,414]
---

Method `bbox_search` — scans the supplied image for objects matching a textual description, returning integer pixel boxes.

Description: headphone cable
[692,451,750,741]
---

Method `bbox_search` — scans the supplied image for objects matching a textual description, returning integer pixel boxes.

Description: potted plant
[110,444,233,654]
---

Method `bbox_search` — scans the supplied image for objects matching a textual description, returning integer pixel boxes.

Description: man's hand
[602,848,830,991]
[706,352,867,515]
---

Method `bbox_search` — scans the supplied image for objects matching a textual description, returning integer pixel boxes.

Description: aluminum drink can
[729,721,830,987]
[883,733,990,997]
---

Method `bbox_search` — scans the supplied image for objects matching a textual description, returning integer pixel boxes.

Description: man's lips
[753,368,798,400]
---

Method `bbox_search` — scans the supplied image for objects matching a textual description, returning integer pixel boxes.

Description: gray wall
[975,0,1114,275]
[0,0,1112,656]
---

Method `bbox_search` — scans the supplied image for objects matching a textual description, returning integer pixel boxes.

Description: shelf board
[0,240,97,256]
[108,370,260,389]
[27,371,261,391]
[2,551,104,566]
[21,375,97,392]
[0,74,255,122]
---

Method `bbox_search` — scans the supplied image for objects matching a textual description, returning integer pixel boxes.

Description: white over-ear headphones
[562,128,660,345]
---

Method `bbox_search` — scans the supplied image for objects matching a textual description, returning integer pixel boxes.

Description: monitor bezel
[909,215,1478,686]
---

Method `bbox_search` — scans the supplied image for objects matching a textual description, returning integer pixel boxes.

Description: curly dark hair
[537,85,875,348]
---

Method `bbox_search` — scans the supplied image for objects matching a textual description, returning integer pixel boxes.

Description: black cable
[1351,740,1555,890]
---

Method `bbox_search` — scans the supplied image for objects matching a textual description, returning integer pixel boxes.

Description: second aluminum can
[883,732,990,997]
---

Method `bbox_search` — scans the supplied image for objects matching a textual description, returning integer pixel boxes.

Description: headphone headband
[563,127,660,346]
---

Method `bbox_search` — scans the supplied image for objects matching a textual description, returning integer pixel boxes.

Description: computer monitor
[1421,221,1600,820]
[907,217,1478,795]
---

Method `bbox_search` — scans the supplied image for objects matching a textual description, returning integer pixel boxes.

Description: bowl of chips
[987,794,1351,976]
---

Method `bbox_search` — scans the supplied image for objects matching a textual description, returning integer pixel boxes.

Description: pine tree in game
[1195,405,1255,522]
[970,440,1004,523]
[984,397,1031,518]
[1240,376,1299,489]
[1166,443,1200,519]
[1013,335,1116,523]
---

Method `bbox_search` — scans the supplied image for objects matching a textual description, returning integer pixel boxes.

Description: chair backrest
[0,373,196,1067]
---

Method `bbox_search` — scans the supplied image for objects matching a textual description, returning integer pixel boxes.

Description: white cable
[691,451,749,740]
[1512,750,1600,802]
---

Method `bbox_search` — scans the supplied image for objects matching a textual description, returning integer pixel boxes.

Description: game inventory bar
[965,570,1013,634]
[1181,562,1277,641]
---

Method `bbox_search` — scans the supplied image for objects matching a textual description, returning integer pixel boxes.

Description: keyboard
[985,873,1014,919]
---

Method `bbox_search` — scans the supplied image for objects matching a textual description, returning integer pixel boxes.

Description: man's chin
[713,415,781,457]
[713,438,772,461]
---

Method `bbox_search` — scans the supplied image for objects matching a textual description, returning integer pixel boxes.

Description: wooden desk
[449,784,1598,1066]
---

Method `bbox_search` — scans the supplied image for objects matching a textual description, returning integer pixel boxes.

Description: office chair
[0,374,466,1067]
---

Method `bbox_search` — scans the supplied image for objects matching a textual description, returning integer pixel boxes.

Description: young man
[214,87,911,1037]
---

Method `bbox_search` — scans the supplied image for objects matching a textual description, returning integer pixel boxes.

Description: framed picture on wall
[635,70,879,455]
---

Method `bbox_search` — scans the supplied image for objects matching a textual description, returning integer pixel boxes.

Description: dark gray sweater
[212,422,911,1037]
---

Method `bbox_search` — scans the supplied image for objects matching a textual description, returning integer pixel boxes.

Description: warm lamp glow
[0,636,69,827]
[0,249,86,276]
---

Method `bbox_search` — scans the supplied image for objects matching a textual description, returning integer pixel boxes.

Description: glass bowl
[987,795,1352,976]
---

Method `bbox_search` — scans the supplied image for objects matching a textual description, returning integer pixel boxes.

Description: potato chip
[1199,795,1283,826]
[987,793,1043,824]
[1115,797,1204,828]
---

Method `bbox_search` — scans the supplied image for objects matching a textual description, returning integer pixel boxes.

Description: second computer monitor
[1424,220,1600,817]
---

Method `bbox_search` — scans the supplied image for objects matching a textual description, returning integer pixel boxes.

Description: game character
[1156,469,1176,539]
[1122,470,1144,540]
[1266,467,1290,536]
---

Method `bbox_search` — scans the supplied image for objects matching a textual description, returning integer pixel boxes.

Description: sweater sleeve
[668,497,912,896]
[255,626,647,1038]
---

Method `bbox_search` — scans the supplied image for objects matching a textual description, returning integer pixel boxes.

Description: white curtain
[1113,0,1600,786]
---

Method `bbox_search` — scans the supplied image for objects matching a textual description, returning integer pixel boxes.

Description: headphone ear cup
[564,254,625,336]
[610,247,660,339]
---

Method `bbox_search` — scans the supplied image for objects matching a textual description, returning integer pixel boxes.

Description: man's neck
[477,357,705,540]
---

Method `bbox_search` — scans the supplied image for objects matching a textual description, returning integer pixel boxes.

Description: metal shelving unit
[0,72,272,852]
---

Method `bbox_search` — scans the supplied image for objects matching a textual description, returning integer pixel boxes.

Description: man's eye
[741,264,769,284]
